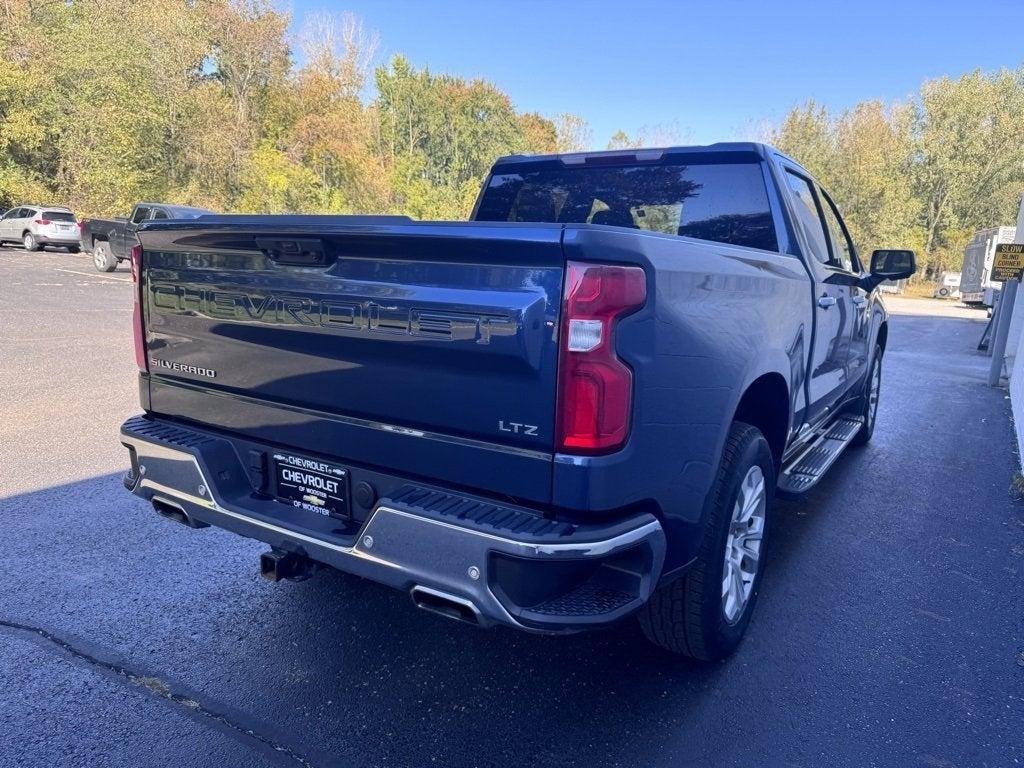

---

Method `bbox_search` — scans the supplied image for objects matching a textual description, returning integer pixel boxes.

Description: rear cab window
[476,155,779,252]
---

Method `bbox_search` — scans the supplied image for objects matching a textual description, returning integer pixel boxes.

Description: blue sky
[286,0,1024,148]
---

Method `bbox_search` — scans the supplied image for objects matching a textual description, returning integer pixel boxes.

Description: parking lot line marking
[52,268,130,282]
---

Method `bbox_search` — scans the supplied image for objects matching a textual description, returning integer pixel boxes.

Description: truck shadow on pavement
[3,470,783,767]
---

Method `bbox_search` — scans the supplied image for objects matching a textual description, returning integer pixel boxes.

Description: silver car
[0,205,81,252]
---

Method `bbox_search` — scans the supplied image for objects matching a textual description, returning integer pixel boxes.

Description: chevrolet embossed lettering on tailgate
[141,223,564,455]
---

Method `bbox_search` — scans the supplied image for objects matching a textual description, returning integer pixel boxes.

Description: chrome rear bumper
[121,416,665,632]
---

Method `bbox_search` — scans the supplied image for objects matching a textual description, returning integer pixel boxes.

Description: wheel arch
[876,322,888,356]
[732,372,789,470]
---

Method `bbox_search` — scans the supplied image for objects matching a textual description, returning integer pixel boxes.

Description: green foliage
[0,2,581,220]
[375,55,556,217]
[236,141,322,212]
[770,68,1024,277]
[6,0,1019,253]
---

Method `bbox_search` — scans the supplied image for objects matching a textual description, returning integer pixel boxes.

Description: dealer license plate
[273,452,349,519]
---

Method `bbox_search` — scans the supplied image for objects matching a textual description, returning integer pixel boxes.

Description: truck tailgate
[136,219,564,502]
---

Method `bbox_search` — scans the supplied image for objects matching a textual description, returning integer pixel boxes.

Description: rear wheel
[67,245,80,254]
[639,422,775,661]
[851,346,882,446]
[23,233,39,251]
[93,241,117,272]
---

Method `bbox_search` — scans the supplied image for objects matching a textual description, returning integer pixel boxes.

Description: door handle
[818,295,837,309]
[851,295,867,306]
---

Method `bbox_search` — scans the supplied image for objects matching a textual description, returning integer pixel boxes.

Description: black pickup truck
[119,143,915,660]
[80,202,212,272]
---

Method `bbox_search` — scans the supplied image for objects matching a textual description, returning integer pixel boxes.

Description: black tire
[23,232,39,251]
[67,245,80,253]
[851,345,882,446]
[92,241,117,272]
[938,287,950,297]
[638,422,775,661]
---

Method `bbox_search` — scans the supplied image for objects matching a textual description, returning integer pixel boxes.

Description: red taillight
[77,220,85,236]
[34,219,51,225]
[556,262,646,454]
[131,244,147,371]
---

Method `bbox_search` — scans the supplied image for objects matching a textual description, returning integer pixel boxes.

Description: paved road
[1,246,1022,768]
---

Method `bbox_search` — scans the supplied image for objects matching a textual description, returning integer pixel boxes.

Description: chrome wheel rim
[94,248,104,268]
[867,362,881,427]
[23,234,31,250]
[722,465,766,624]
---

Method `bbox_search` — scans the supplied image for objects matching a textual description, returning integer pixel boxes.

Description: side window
[150,208,169,220]
[20,208,35,219]
[819,191,857,272]
[783,170,830,264]
[0,209,16,220]
[131,206,150,224]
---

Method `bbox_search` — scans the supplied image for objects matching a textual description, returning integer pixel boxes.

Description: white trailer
[960,226,1018,306]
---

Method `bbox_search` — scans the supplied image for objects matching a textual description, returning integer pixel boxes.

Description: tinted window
[1,209,17,220]
[151,209,169,220]
[818,192,856,272]
[131,206,150,224]
[476,160,778,252]
[784,171,829,264]
[43,210,76,222]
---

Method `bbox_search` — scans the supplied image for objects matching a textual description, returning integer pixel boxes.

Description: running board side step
[777,415,864,496]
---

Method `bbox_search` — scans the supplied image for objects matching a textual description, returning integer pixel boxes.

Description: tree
[554,113,592,153]
[519,112,559,154]
[607,130,640,150]
[912,69,1024,273]
[769,70,1024,278]
[374,55,545,218]
[768,101,837,189]
[287,12,388,212]
[831,102,919,256]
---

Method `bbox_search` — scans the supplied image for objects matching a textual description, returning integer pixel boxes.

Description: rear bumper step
[120,415,665,632]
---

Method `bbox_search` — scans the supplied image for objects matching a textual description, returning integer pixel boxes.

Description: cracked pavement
[1,247,1022,767]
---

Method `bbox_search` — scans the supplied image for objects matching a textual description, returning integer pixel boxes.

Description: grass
[902,281,941,299]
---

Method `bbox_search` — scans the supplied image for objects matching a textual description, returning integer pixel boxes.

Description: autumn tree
[770,67,1024,278]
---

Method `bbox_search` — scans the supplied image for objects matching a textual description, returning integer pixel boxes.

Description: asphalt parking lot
[1,245,1022,768]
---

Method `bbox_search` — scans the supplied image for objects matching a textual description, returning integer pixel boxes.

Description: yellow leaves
[0,109,45,152]
[1,2,583,221]
[769,67,1024,276]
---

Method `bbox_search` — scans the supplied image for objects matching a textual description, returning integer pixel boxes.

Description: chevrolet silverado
[80,202,212,272]
[119,143,915,660]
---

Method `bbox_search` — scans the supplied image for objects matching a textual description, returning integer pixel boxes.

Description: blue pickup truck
[120,143,915,660]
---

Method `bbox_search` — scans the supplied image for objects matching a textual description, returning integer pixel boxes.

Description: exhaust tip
[152,497,208,528]
[410,586,481,626]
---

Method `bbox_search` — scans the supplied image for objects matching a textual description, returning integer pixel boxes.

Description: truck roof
[491,141,794,173]
[136,202,215,217]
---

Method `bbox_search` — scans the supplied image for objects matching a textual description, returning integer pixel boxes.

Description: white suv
[0,205,81,252]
